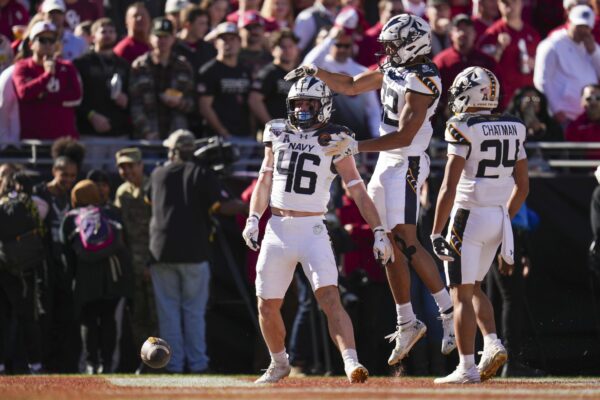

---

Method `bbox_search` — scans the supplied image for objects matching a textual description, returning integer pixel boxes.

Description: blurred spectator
[426,0,452,57]
[0,46,18,145]
[63,0,102,32]
[199,22,252,139]
[356,0,404,68]
[433,14,496,117]
[40,0,87,60]
[172,6,216,136]
[73,18,130,169]
[13,21,82,140]
[535,5,600,127]
[226,0,261,24]
[0,0,30,41]
[293,0,338,57]
[0,167,45,375]
[34,139,85,373]
[478,0,540,110]
[74,20,92,46]
[201,0,229,31]
[249,29,298,125]
[113,2,151,64]
[113,147,156,352]
[238,11,273,80]
[129,17,194,140]
[403,0,427,16]
[261,0,295,30]
[60,179,132,374]
[86,169,114,207]
[0,34,12,73]
[533,0,577,39]
[165,0,190,33]
[565,84,600,158]
[147,130,243,373]
[547,0,590,38]
[506,86,563,142]
[471,0,499,36]
[303,27,380,139]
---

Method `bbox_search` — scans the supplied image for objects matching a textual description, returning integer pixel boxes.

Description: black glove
[430,234,458,262]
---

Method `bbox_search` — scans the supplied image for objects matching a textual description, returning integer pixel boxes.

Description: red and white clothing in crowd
[565,113,600,159]
[0,0,29,40]
[477,19,540,110]
[356,21,383,68]
[64,0,103,32]
[113,36,151,64]
[12,57,82,139]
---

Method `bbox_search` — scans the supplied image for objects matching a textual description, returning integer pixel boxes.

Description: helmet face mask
[449,67,500,114]
[377,14,432,69]
[286,77,333,130]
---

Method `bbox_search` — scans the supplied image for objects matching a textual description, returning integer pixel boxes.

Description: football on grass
[141,337,171,369]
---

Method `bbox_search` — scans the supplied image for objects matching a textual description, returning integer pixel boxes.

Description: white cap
[569,4,596,28]
[29,21,57,39]
[41,0,66,13]
[165,0,190,14]
[204,22,239,41]
[563,0,589,11]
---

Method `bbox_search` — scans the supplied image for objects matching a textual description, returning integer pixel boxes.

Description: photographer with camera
[147,130,245,373]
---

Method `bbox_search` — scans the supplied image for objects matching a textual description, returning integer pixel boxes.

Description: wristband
[346,179,363,188]
[249,212,261,221]
[373,226,385,233]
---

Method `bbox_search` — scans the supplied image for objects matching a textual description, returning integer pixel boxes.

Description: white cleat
[254,362,291,384]
[344,362,369,383]
[434,365,481,384]
[440,312,457,355]
[385,319,427,365]
[478,339,508,382]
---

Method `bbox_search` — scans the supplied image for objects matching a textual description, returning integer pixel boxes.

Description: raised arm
[284,64,383,96]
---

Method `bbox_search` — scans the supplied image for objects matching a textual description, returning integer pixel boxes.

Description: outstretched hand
[284,64,318,81]
[324,132,359,159]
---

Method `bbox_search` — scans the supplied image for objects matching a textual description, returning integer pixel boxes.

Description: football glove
[324,132,359,159]
[373,227,394,266]
[242,213,261,251]
[283,63,318,81]
[430,234,457,262]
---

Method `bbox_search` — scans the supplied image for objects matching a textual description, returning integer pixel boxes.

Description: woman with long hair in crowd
[201,0,230,31]
[505,86,563,142]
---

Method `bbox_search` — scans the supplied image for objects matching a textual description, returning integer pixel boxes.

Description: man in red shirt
[13,21,82,140]
[434,14,496,117]
[472,0,499,36]
[0,0,29,41]
[356,0,404,68]
[566,84,600,158]
[477,0,539,110]
[113,2,151,64]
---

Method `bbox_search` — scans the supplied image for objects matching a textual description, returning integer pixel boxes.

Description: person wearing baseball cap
[239,11,271,80]
[165,0,190,32]
[39,0,87,60]
[535,4,600,128]
[128,17,195,139]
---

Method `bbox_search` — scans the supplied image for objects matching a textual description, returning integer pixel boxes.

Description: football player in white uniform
[430,67,529,384]
[284,14,456,364]
[242,76,394,384]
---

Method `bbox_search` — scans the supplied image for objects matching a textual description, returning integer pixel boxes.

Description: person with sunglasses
[566,83,600,158]
[302,26,381,140]
[12,21,82,141]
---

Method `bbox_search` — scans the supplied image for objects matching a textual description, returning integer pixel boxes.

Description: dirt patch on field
[0,376,599,400]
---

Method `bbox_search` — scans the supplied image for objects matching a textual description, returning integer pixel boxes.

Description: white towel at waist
[500,206,515,265]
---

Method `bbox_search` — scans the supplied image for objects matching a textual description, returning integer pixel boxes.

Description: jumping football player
[242,76,394,384]
[430,67,529,384]
[285,14,456,364]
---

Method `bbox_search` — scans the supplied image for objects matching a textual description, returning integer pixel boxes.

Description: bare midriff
[270,207,323,217]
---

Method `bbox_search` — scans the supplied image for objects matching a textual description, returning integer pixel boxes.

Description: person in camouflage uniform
[128,17,195,140]
[114,148,156,350]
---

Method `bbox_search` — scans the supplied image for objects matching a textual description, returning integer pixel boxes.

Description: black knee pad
[394,234,416,264]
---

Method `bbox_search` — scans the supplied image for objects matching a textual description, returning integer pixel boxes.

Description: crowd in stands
[1,0,600,377]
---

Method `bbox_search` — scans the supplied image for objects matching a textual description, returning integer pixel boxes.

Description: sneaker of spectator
[477,0,540,110]
[0,0,29,41]
[472,0,499,36]
[113,3,151,64]
[129,17,195,140]
[201,0,230,31]
[535,5,600,127]
[293,0,338,58]
[40,0,87,60]
[239,11,273,79]
[356,0,403,68]
[63,0,102,33]
[426,0,452,57]
[165,0,191,33]
[260,0,295,31]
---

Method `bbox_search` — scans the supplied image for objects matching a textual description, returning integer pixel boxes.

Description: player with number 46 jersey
[431,67,529,384]
[242,76,393,385]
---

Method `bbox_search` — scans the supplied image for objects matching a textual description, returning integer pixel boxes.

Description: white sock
[29,363,42,371]
[270,349,289,365]
[396,302,416,326]
[432,289,453,314]
[483,333,498,348]
[459,354,475,369]
[0,364,5,373]
[341,348,359,366]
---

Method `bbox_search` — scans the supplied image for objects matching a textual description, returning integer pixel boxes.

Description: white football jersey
[379,61,441,159]
[445,112,527,208]
[263,119,349,213]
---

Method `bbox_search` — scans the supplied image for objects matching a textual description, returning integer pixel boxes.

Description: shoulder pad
[264,119,289,142]
[405,61,440,78]
[465,113,524,127]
